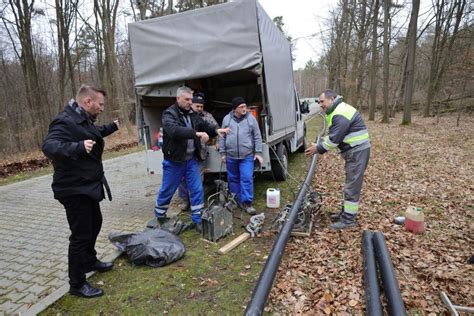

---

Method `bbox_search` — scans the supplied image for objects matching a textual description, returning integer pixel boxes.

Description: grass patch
[43,227,264,315]
[0,166,53,186]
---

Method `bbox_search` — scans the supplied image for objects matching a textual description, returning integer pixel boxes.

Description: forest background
[0,0,472,160]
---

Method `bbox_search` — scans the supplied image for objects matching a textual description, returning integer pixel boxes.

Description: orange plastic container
[404,206,425,234]
[248,106,259,119]
[248,106,262,129]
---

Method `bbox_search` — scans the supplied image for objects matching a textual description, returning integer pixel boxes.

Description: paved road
[0,152,164,315]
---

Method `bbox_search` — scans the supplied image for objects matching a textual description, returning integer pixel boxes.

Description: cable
[268,112,327,198]
[269,145,299,199]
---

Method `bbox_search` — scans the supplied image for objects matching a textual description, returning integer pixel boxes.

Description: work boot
[178,197,190,212]
[330,209,344,222]
[146,216,170,229]
[243,203,257,215]
[330,212,357,230]
[195,222,203,234]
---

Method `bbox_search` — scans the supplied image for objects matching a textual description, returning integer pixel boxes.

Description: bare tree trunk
[339,0,352,94]
[64,2,77,97]
[354,0,372,110]
[347,0,370,108]
[424,0,467,117]
[55,0,66,107]
[382,0,390,123]
[93,5,104,87]
[402,0,420,125]
[391,45,407,118]
[369,0,379,121]
[94,0,133,133]
[3,0,48,145]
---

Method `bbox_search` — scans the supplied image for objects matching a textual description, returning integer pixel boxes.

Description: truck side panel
[256,2,298,136]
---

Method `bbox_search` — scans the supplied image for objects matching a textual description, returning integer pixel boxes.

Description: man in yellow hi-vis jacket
[305,89,371,230]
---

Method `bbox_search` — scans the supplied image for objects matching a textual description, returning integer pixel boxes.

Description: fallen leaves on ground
[0,141,137,178]
[1,123,138,178]
[269,114,474,314]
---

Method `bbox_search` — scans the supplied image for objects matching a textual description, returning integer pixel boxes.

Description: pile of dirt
[268,114,474,314]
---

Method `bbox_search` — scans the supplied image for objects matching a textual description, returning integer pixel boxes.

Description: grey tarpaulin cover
[128,0,297,136]
[109,229,185,267]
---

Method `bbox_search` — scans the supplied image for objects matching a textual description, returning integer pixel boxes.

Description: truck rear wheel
[271,144,288,181]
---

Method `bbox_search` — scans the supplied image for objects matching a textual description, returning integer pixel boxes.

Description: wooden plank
[218,232,250,254]
[290,219,313,237]
[291,231,310,237]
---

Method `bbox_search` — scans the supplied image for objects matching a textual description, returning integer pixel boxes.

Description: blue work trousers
[154,158,204,223]
[226,155,254,204]
[178,161,204,200]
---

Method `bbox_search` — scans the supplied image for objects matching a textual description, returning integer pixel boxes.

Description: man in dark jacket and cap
[154,86,229,231]
[42,84,119,298]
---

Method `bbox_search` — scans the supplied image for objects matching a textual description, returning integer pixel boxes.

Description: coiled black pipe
[244,150,319,316]
[372,232,406,316]
[362,231,383,316]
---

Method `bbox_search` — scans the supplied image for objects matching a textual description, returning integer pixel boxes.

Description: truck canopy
[128,0,297,136]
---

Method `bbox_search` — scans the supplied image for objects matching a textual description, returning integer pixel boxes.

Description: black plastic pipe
[372,232,406,316]
[362,231,383,316]
[244,147,319,316]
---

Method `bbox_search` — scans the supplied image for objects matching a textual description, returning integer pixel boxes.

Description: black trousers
[58,195,102,287]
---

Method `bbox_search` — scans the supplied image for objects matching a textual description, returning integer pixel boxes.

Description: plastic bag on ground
[109,229,185,267]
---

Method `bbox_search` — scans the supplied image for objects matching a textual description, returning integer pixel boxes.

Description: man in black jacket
[42,85,119,298]
[154,86,228,231]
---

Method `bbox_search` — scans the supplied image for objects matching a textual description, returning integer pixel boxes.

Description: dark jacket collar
[66,99,96,124]
[171,104,197,127]
[326,96,343,115]
[64,100,87,124]
[64,100,101,139]
[172,102,191,116]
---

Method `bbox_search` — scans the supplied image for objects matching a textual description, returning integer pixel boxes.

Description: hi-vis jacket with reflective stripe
[316,99,370,154]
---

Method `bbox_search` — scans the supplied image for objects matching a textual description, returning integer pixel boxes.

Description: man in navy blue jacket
[42,85,119,298]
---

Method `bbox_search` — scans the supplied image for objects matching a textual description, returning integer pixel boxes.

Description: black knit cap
[231,97,246,109]
[192,92,205,105]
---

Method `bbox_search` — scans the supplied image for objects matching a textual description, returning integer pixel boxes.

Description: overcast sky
[258,0,336,70]
[19,0,423,72]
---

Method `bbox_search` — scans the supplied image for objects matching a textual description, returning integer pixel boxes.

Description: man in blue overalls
[153,86,228,232]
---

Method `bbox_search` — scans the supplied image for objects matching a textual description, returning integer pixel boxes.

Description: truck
[128,0,308,181]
